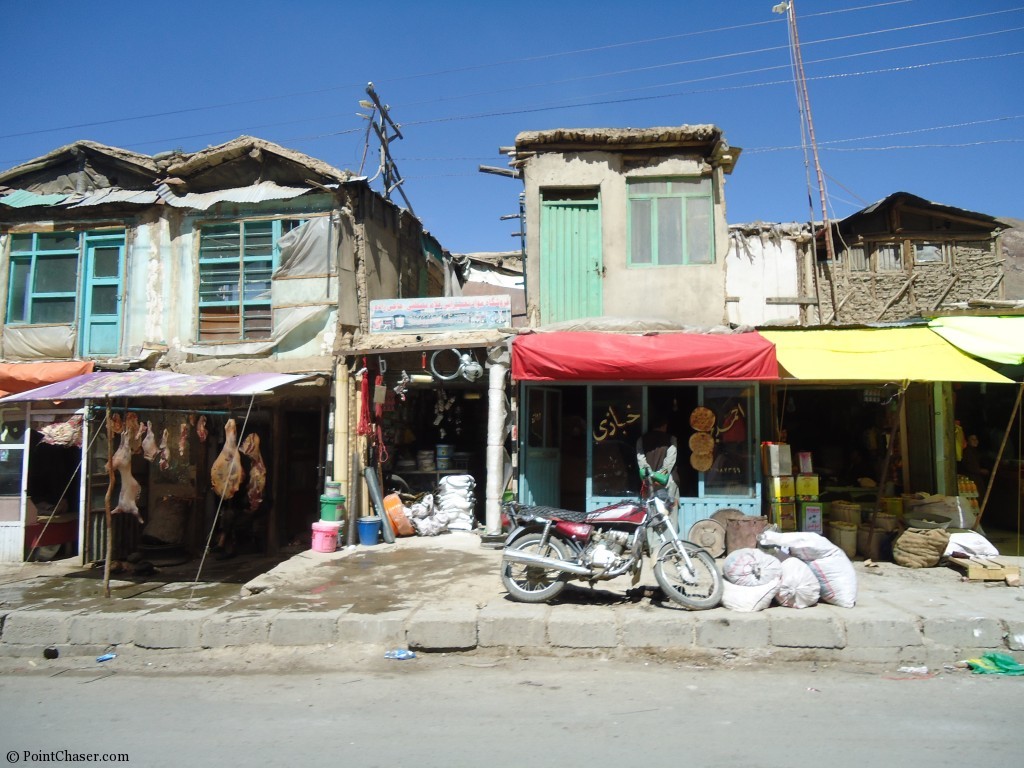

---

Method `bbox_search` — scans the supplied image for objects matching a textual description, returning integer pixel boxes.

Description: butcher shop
[0,370,329,567]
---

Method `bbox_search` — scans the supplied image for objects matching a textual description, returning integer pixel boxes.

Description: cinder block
[1,608,75,646]
[337,609,410,646]
[620,609,696,648]
[478,602,548,647]
[770,613,845,648]
[1005,620,1024,651]
[201,611,277,647]
[845,613,923,648]
[407,606,478,650]
[69,610,149,646]
[547,607,617,648]
[134,608,218,649]
[694,612,770,649]
[270,611,344,646]
[922,616,1004,649]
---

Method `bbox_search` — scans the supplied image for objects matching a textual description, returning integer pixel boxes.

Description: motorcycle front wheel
[653,541,723,610]
[500,532,570,603]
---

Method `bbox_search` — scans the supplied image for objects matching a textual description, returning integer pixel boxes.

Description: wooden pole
[867,385,906,553]
[973,382,1024,531]
[102,402,114,599]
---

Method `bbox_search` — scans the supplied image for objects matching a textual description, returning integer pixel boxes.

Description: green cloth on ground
[965,652,1024,675]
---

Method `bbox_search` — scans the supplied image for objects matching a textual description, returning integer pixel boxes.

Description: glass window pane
[702,387,754,497]
[630,199,653,264]
[36,232,78,251]
[657,198,683,265]
[913,241,944,264]
[0,447,23,494]
[243,221,274,258]
[91,285,118,315]
[33,255,78,292]
[670,177,709,193]
[686,196,712,264]
[92,247,120,277]
[32,298,76,324]
[10,234,33,253]
[629,180,669,196]
[200,224,241,258]
[7,260,29,322]
[199,265,240,304]
[591,386,643,497]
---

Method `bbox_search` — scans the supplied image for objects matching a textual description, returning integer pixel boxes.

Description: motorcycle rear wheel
[501,533,569,603]
[653,541,723,610]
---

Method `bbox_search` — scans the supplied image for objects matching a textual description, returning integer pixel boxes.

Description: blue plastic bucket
[358,516,382,546]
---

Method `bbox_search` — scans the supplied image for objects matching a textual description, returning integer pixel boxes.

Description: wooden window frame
[627,177,714,267]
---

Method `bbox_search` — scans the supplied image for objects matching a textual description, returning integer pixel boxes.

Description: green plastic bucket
[319,494,346,522]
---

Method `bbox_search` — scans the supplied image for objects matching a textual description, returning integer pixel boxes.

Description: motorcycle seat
[512,505,589,523]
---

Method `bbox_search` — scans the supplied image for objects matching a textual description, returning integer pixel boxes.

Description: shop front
[0,371,327,565]
[511,330,778,535]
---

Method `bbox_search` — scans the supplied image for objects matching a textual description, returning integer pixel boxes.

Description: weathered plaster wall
[725,230,802,326]
[521,151,729,327]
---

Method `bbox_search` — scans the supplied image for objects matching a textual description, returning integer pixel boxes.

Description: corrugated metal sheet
[0,189,69,208]
[156,180,316,210]
[68,189,159,207]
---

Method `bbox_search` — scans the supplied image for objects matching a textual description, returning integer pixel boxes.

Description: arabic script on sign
[593,405,640,442]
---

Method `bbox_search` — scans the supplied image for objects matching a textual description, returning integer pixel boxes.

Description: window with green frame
[197,219,301,341]
[7,232,82,324]
[627,177,714,266]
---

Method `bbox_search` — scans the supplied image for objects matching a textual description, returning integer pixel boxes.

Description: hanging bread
[688,431,715,453]
[690,451,714,472]
[689,406,715,432]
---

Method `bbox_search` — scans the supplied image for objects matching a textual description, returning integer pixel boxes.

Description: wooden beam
[874,273,918,321]
[765,296,820,305]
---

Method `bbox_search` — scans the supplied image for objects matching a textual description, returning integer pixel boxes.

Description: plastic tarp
[760,327,1013,384]
[927,317,1024,366]
[511,331,778,381]
[0,361,94,397]
[0,371,310,403]
[1,325,76,360]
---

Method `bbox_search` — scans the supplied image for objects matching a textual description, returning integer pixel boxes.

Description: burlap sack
[892,527,951,568]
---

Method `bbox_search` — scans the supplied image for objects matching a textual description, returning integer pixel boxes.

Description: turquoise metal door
[80,233,125,356]
[540,191,602,323]
[522,387,561,506]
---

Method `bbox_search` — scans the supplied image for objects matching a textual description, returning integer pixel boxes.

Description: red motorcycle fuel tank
[585,500,645,525]
[553,521,593,542]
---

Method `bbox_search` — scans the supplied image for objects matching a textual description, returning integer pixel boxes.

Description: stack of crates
[762,443,796,531]
[795,451,823,534]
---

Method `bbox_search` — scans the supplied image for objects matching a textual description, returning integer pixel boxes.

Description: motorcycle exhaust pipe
[502,549,593,577]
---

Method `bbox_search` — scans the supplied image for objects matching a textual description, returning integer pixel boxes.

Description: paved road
[0,651,1020,768]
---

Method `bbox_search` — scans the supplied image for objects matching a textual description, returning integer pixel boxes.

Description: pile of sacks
[719,530,858,612]
[436,474,476,532]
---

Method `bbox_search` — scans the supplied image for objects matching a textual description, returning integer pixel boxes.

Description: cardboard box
[795,474,819,497]
[797,451,814,474]
[771,502,797,532]
[761,443,792,476]
[799,502,823,534]
[766,475,795,501]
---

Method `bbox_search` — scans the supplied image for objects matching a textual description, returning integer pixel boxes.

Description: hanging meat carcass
[125,413,144,453]
[210,419,245,500]
[108,424,143,524]
[178,421,190,463]
[141,421,158,462]
[158,428,171,471]
[239,433,266,513]
[196,415,208,443]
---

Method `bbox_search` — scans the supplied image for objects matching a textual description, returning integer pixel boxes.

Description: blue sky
[3,1,1022,253]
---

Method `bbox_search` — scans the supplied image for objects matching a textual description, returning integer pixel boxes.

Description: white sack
[759,529,857,608]
[721,578,781,612]
[722,548,783,587]
[943,531,999,558]
[775,557,821,609]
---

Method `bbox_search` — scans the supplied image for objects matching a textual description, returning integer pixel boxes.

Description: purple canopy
[0,370,313,403]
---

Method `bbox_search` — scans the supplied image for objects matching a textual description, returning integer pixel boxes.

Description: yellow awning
[760,327,1014,384]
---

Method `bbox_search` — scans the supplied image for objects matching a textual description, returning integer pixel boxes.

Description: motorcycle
[500,473,723,610]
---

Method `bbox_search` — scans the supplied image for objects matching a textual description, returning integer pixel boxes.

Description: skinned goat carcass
[196,415,208,443]
[141,421,158,462]
[125,413,144,454]
[239,433,266,513]
[210,419,245,500]
[109,427,143,524]
[158,428,171,471]
[178,421,190,462]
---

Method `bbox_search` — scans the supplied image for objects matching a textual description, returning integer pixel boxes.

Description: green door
[540,190,602,323]
[80,233,125,356]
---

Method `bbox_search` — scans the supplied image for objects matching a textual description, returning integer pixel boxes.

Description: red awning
[0,361,94,397]
[511,331,777,382]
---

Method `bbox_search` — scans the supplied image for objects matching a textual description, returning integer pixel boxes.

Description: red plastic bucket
[311,521,340,553]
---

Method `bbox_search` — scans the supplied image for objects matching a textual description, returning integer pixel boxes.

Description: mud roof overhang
[161,135,355,193]
[835,192,1003,235]
[513,125,741,174]
[0,140,160,195]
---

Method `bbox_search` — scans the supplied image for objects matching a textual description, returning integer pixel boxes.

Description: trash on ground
[965,652,1024,675]
[384,649,416,660]
[96,653,117,663]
